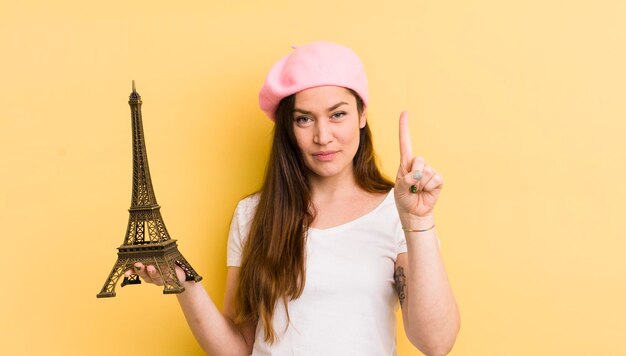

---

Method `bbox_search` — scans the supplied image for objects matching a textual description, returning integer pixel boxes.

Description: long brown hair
[234,89,394,343]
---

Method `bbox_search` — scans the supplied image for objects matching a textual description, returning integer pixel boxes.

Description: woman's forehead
[294,86,356,111]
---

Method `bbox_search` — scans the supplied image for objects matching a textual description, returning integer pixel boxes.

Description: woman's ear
[359,110,367,129]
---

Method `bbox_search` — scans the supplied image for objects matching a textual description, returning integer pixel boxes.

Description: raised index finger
[399,111,413,164]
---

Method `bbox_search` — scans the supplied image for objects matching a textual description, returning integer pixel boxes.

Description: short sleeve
[396,221,408,255]
[387,191,408,256]
[226,194,259,267]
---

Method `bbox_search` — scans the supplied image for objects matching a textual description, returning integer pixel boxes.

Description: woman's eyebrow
[294,101,349,115]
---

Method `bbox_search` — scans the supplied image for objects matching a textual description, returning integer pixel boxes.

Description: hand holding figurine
[125,263,187,287]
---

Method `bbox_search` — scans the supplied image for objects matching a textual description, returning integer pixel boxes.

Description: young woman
[130,41,460,355]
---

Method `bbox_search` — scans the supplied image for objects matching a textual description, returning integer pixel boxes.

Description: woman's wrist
[400,213,435,230]
[176,278,204,300]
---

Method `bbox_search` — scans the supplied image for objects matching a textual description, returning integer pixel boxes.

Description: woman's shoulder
[379,188,396,207]
[234,192,261,218]
[365,188,400,221]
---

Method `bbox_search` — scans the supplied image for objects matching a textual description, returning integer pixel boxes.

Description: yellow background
[1,1,625,355]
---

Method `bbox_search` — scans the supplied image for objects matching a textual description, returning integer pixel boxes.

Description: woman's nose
[313,121,333,145]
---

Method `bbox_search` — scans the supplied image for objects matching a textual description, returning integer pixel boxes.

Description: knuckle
[412,158,425,169]
[148,268,164,285]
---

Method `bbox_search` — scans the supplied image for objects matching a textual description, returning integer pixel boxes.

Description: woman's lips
[312,150,338,161]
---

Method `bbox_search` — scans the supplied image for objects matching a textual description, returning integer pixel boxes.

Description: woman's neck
[307,167,361,203]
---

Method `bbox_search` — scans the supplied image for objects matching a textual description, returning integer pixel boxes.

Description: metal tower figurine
[97,81,202,298]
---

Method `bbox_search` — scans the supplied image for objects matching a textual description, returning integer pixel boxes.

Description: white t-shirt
[227,189,407,356]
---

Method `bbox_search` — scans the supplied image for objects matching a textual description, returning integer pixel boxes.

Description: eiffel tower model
[97,81,203,298]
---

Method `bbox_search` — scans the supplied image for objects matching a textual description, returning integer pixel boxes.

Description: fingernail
[413,171,422,180]
[134,264,141,271]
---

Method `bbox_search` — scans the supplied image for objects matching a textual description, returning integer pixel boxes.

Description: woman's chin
[306,165,352,180]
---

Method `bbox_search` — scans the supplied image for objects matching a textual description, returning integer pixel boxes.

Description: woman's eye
[332,111,347,119]
[294,116,312,124]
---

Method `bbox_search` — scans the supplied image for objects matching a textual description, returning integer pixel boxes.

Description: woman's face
[292,85,366,180]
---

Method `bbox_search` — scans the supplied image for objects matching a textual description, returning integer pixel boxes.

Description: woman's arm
[393,111,460,355]
[133,264,256,355]
[395,215,460,356]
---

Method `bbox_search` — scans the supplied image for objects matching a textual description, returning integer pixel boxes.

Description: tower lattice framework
[97,82,202,298]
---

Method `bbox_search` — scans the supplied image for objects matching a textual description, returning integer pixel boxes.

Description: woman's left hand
[394,111,444,220]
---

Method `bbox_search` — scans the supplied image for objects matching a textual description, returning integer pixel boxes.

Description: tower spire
[97,83,202,298]
[128,81,157,209]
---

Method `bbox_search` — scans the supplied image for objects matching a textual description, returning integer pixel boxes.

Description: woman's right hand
[125,262,187,286]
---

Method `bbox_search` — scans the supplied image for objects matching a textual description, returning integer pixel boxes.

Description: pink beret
[258,41,369,121]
